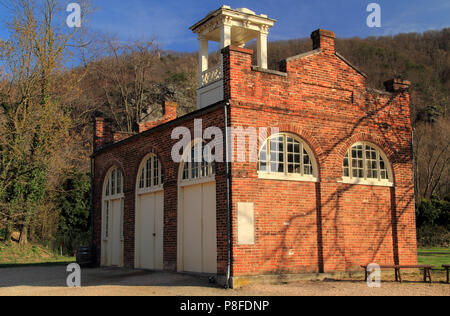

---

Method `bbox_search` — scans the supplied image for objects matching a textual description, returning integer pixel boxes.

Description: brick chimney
[384,78,411,93]
[163,101,177,122]
[94,116,113,151]
[311,29,336,54]
[138,101,178,133]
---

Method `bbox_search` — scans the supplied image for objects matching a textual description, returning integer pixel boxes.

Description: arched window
[137,154,163,192]
[181,141,215,183]
[104,167,124,198]
[258,133,318,181]
[342,142,393,186]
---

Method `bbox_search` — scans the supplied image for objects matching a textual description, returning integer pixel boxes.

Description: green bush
[416,197,450,229]
[56,172,91,256]
[416,197,450,247]
[417,225,450,248]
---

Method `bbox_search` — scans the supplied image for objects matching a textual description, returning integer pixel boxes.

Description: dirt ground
[0,266,448,296]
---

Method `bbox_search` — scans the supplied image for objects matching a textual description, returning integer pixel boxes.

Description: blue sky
[1,0,449,52]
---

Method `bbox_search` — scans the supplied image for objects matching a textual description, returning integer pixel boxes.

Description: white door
[110,199,122,266]
[182,182,217,274]
[136,191,164,270]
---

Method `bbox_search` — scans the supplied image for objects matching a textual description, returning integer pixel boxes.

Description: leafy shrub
[56,172,91,256]
[416,197,450,229]
[416,197,450,247]
[417,225,450,248]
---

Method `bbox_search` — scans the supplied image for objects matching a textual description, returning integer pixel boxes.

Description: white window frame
[180,139,216,187]
[102,167,125,241]
[257,133,319,182]
[137,154,164,195]
[341,142,394,187]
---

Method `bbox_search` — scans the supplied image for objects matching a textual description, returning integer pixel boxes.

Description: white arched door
[135,154,164,270]
[178,142,217,274]
[101,167,124,267]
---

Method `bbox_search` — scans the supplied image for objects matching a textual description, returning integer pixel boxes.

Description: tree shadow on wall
[258,93,416,276]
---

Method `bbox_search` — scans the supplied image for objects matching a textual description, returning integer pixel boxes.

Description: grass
[0,242,75,268]
[418,247,450,267]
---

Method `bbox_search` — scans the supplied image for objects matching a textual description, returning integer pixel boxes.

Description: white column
[257,31,268,69]
[220,24,232,49]
[199,37,208,86]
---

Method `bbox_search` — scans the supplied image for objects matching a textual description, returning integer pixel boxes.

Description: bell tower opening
[190,5,276,109]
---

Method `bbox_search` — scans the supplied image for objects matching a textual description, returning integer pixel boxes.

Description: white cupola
[190,6,276,109]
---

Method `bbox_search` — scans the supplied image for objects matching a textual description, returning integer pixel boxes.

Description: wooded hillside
[0,0,448,250]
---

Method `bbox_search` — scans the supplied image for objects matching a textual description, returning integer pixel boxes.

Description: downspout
[89,156,95,264]
[224,102,232,289]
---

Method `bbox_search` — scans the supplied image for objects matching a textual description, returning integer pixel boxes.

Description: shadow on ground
[0,265,218,289]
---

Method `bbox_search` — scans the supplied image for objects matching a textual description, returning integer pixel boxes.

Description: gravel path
[0,266,448,296]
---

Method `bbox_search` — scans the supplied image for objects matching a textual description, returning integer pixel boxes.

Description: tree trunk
[19,224,28,246]
[4,223,12,243]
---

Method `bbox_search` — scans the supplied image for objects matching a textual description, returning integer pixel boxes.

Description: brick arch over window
[258,132,319,182]
[276,124,324,156]
[136,153,164,192]
[133,145,166,189]
[334,132,396,184]
[99,160,126,191]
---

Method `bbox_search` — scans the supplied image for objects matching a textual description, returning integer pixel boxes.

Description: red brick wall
[93,29,417,278]
[92,107,228,273]
[223,32,417,276]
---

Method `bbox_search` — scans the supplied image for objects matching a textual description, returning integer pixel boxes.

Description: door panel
[137,191,164,270]
[181,182,217,274]
[154,191,164,270]
[111,199,122,266]
[139,193,156,269]
[202,182,217,274]
[183,184,203,273]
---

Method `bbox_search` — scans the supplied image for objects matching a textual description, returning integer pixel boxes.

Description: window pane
[117,171,122,194]
[303,149,313,175]
[183,162,189,180]
[343,167,349,177]
[260,161,267,172]
[146,159,151,187]
[111,170,116,195]
[139,168,144,189]
[106,179,110,196]
[380,156,388,180]
[260,146,267,162]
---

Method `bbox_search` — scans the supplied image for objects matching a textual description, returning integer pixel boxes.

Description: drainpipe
[224,102,232,289]
[89,156,95,264]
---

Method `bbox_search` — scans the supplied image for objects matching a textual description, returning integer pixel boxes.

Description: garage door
[102,167,124,268]
[182,182,217,274]
[136,191,164,270]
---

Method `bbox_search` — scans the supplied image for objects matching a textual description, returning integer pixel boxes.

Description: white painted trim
[342,141,394,185]
[179,177,216,187]
[257,132,319,181]
[101,167,124,267]
[103,193,124,201]
[339,178,394,187]
[137,186,164,196]
[257,172,319,183]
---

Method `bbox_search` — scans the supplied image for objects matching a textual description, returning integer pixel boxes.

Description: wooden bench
[361,264,433,283]
[443,265,450,284]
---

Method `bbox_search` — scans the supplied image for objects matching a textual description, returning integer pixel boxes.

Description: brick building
[92,6,417,287]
